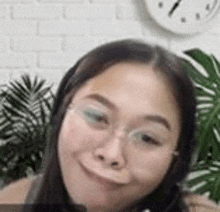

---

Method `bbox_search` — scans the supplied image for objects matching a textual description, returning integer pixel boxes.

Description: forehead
[75,62,172,96]
[68,62,180,142]
[71,62,179,116]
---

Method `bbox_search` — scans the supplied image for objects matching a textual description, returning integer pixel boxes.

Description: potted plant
[0,74,54,188]
[0,53,219,204]
[183,49,220,204]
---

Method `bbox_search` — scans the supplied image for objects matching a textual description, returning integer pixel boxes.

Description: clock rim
[144,0,220,35]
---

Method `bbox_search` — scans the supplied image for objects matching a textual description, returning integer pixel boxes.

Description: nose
[93,135,126,170]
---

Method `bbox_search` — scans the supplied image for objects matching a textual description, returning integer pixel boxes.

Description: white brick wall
[91,20,143,36]
[63,37,98,53]
[0,0,35,3]
[12,36,62,52]
[39,0,85,3]
[65,4,116,20]
[0,21,36,35]
[39,20,90,35]
[0,53,36,68]
[13,5,63,19]
[90,0,134,4]
[0,37,8,53]
[0,1,219,88]
[0,5,7,19]
[116,5,141,20]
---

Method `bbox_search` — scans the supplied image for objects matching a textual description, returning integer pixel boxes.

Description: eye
[81,107,109,127]
[131,131,160,146]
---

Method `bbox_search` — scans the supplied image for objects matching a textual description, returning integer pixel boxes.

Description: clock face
[145,0,220,34]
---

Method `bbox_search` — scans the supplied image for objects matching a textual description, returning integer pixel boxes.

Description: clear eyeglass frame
[66,102,179,156]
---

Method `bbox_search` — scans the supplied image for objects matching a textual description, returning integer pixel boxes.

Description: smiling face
[58,62,181,212]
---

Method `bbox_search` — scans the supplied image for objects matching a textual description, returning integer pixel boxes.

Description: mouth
[79,163,129,189]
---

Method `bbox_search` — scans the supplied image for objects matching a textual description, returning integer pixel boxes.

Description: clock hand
[168,0,182,17]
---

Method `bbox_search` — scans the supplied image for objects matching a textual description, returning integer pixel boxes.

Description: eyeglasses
[66,102,179,156]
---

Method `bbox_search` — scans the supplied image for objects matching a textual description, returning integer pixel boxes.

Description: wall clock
[144,0,220,35]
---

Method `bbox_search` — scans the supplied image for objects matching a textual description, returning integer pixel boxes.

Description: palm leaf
[183,49,220,163]
[183,49,220,204]
[187,160,220,203]
[0,74,54,186]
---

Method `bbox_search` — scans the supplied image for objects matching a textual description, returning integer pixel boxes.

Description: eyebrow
[86,94,116,110]
[142,115,171,131]
[85,93,171,131]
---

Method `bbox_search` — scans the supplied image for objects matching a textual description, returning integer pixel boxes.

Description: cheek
[58,115,105,157]
[58,124,89,159]
[130,149,173,190]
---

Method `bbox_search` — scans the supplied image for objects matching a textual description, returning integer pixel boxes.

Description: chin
[76,200,119,212]
[72,193,130,212]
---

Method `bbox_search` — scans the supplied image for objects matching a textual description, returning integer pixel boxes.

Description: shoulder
[184,193,220,212]
[0,175,38,204]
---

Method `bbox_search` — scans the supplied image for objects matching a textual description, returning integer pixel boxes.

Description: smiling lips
[80,163,130,189]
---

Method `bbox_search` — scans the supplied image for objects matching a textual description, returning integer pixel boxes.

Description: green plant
[0,74,54,187]
[183,49,220,203]
[1,53,219,204]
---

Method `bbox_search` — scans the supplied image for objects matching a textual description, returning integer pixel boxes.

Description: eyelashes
[77,107,109,129]
[130,131,160,146]
[75,105,163,146]
[83,109,109,125]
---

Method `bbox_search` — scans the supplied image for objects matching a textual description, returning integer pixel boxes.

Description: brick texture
[0,0,219,88]
[12,36,62,52]
[65,4,115,20]
[64,37,99,53]
[90,0,134,4]
[0,53,36,68]
[39,53,81,68]
[116,5,140,20]
[0,6,7,19]
[13,5,63,19]
[39,21,89,35]
[91,20,143,36]
[0,0,35,3]
[0,21,36,35]
[39,0,84,3]
[0,37,8,53]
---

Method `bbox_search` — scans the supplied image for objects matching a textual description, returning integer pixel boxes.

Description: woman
[1,39,219,212]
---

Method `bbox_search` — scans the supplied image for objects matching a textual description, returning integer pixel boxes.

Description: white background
[0,0,219,90]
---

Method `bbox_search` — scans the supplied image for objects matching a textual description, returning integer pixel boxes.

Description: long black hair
[28,39,196,212]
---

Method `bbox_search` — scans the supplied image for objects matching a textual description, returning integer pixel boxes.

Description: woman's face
[58,62,181,212]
